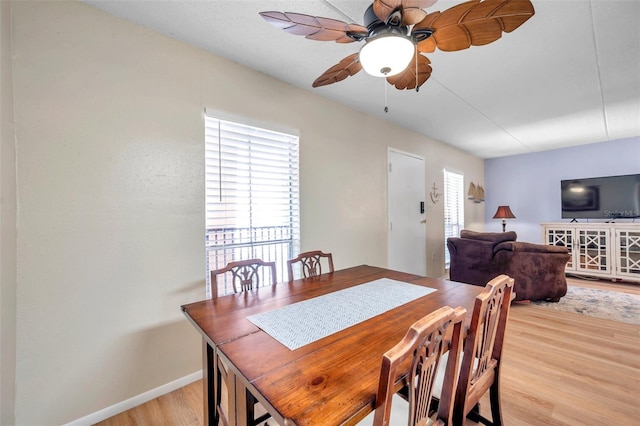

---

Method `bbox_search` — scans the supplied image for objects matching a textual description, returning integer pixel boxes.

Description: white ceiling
[82,0,640,159]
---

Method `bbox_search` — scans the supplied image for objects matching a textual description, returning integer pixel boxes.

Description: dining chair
[210,258,277,425]
[210,258,277,298]
[430,274,513,425]
[372,305,467,426]
[287,250,334,281]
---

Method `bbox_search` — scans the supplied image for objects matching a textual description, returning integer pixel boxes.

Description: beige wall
[1,1,17,424]
[8,1,483,424]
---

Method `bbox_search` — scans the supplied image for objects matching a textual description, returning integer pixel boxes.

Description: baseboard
[64,370,203,426]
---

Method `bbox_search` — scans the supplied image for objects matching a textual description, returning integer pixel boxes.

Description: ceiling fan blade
[373,0,438,25]
[415,11,441,52]
[488,0,536,32]
[260,11,368,43]
[386,53,432,90]
[401,0,438,25]
[312,53,363,88]
[373,0,402,23]
[414,0,534,52]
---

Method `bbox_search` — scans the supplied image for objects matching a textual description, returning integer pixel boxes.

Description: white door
[388,149,426,275]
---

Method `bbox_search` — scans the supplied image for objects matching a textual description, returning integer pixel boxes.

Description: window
[205,114,300,297]
[444,170,464,269]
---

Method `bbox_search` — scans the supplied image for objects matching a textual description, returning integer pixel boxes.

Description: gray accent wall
[485,137,640,243]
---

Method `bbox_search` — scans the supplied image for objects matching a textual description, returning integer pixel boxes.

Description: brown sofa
[447,230,570,302]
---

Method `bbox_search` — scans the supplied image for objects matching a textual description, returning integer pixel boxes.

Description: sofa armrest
[495,241,569,254]
[494,242,570,302]
[447,237,502,286]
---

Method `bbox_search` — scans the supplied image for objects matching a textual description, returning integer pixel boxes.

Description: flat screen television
[561,174,640,220]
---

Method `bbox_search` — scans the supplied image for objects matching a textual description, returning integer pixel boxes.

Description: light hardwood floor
[95,277,640,426]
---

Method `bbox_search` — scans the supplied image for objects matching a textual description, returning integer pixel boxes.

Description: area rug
[531,286,640,325]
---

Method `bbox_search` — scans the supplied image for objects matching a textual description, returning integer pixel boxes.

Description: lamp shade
[493,205,516,219]
[359,34,414,77]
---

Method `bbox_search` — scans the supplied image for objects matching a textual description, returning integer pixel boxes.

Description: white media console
[541,222,640,283]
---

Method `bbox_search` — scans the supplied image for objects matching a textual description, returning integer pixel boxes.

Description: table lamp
[493,205,516,232]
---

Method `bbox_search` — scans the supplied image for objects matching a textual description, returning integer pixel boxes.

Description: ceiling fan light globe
[359,35,414,77]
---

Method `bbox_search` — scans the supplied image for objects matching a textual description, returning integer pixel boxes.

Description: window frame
[443,169,465,269]
[205,113,300,297]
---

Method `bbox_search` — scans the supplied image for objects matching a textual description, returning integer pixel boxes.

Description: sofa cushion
[459,230,517,244]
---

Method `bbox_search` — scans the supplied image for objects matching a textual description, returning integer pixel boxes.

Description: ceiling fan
[260,0,535,92]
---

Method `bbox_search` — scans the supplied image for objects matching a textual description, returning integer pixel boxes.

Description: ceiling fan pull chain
[415,47,419,92]
[384,77,389,113]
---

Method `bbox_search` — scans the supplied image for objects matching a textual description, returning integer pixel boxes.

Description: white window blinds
[205,114,300,296]
[444,170,464,268]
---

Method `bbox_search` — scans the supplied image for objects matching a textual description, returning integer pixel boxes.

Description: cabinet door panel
[545,227,575,271]
[617,229,640,278]
[576,228,611,274]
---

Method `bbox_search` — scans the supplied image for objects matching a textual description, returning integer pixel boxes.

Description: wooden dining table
[181,264,484,426]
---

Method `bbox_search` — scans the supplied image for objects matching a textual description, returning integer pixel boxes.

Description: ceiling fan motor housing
[363,4,408,37]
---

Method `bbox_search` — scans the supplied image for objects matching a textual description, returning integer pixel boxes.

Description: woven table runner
[246,278,436,350]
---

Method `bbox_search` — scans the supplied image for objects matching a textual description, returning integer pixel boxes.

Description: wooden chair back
[287,250,334,281]
[373,306,467,426]
[453,274,515,425]
[210,258,277,298]
[210,258,277,425]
